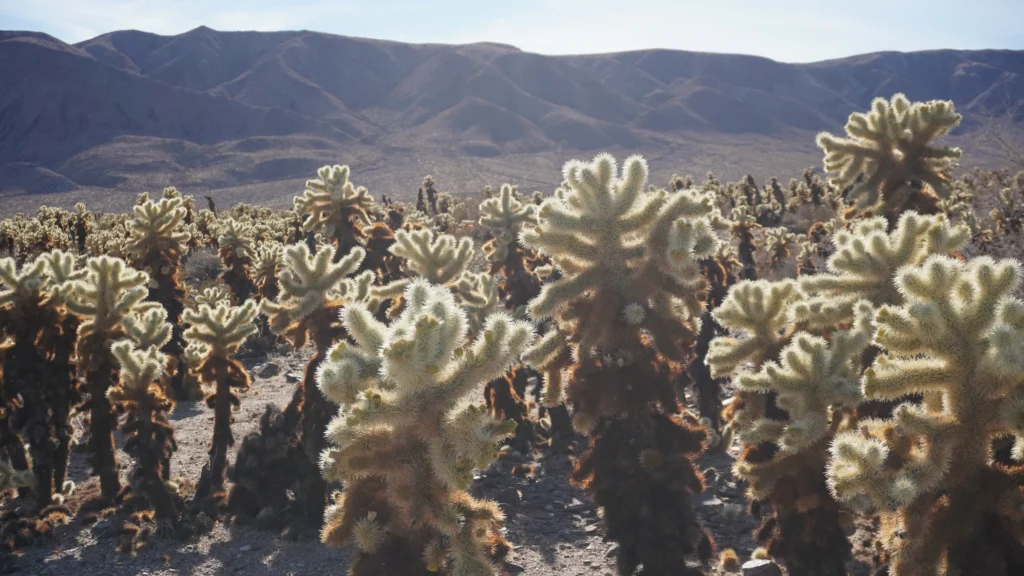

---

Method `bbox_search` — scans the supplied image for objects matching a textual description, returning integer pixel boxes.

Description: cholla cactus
[217,219,257,303]
[792,213,969,330]
[108,308,179,522]
[295,164,373,257]
[194,286,231,308]
[0,254,83,510]
[827,255,1024,575]
[126,195,194,399]
[479,183,543,311]
[390,228,473,286]
[708,213,974,575]
[729,206,761,281]
[182,300,258,510]
[232,244,372,526]
[521,153,719,575]
[816,94,962,221]
[318,280,535,575]
[62,256,159,498]
[252,242,284,303]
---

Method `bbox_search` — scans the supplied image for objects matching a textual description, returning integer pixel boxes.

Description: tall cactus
[816,94,962,225]
[61,256,159,499]
[182,300,258,512]
[827,255,1024,575]
[231,244,372,528]
[318,280,535,575]
[521,153,719,575]
[125,195,194,399]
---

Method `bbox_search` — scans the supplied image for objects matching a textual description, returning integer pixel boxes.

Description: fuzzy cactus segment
[319,279,535,575]
[125,197,191,264]
[827,255,1024,575]
[479,184,539,264]
[126,195,193,399]
[816,93,962,217]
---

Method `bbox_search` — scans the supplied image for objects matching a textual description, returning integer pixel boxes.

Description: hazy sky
[2,0,1022,63]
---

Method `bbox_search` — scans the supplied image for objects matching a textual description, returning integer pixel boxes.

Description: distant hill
[1,26,1022,212]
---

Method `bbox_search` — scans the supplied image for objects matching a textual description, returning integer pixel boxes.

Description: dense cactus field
[2,93,1024,576]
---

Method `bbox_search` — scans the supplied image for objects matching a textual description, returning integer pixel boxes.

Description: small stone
[605,544,619,558]
[693,493,724,509]
[257,362,281,378]
[703,468,718,484]
[238,545,252,552]
[584,524,599,534]
[496,487,522,509]
[285,371,301,383]
[742,559,782,576]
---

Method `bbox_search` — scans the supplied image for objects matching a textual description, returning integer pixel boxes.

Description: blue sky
[1,0,1022,63]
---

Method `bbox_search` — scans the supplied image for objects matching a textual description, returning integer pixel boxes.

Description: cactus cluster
[2,92,1023,576]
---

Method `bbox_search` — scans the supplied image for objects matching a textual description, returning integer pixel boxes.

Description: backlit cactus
[816,94,962,221]
[126,195,194,399]
[826,255,1024,575]
[182,300,259,511]
[318,280,535,575]
[295,164,374,258]
[61,256,159,498]
[522,153,720,575]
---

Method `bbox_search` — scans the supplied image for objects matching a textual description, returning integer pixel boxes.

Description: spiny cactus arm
[815,94,962,212]
[217,218,255,258]
[252,242,284,283]
[430,402,517,490]
[126,197,191,260]
[437,313,535,401]
[455,272,500,338]
[317,304,388,406]
[182,300,259,358]
[390,228,474,285]
[40,250,83,287]
[194,286,231,307]
[734,302,872,452]
[707,279,802,378]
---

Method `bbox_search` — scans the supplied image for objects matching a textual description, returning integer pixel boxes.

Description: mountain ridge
[0,26,1021,212]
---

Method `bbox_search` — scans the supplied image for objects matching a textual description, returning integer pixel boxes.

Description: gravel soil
[2,349,877,576]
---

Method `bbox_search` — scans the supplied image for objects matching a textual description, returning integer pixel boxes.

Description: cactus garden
[1,92,1024,576]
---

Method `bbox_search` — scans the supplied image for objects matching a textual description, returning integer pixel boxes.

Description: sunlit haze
[2,0,1022,62]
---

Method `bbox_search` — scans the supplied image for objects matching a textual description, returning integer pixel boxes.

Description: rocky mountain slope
[1,26,1021,211]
